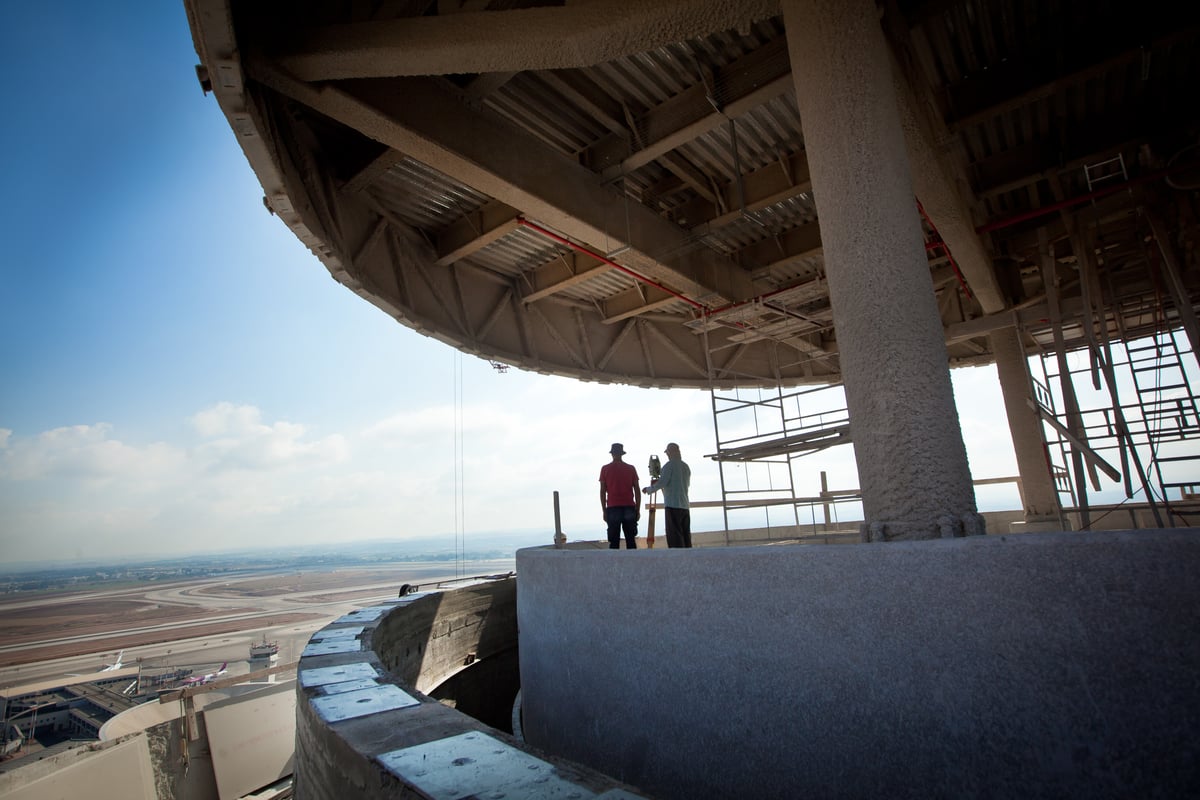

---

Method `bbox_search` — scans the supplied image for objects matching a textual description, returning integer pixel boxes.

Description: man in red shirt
[599,442,641,549]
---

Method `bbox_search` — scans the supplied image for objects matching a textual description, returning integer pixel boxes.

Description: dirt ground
[0,598,258,645]
[0,561,511,668]
[192,564,481,598]
[0,587,325,667]
[0,612,324,668]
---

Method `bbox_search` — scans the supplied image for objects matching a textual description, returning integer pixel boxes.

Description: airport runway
[0,560,514,689]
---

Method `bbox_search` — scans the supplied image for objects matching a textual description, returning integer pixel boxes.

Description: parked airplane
[183,662,228,687]
[66,650,128,678]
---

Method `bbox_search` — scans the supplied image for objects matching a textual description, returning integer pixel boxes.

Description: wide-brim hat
[609,442,625,455]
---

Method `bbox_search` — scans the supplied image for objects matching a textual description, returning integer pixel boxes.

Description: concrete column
[991,324,1068,531]
[782,0,983,541]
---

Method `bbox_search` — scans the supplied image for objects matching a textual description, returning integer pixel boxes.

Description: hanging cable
[453,350,465,578]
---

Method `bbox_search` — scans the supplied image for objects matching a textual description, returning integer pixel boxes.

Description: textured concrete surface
[517,530,1200,799]
[293,576,645,800]
[889,52,1004,315]
[278,0,781,79]
[0,734,157,800]
[783,0,982,540]
[992,324,1064,523]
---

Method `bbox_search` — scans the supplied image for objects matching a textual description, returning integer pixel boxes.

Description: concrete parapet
[292,574,645,800]
[556,509,1029,551]
[517,529,1200,799]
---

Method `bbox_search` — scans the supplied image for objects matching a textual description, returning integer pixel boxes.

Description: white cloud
[190,402,263,437]
[190,402,348,471]
[365,407,455,440]
[0,423,182,483]
[0,365,1035,564]
[0,405,359,562]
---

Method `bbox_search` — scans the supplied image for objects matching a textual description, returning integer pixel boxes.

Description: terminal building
[0,670,142,764]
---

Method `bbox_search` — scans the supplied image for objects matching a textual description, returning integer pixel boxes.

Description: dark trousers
[605,506,638,549]
[665,507,692,548]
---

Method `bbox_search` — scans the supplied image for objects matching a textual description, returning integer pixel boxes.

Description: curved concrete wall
[292,575,645,800]
[517,530,1200,799]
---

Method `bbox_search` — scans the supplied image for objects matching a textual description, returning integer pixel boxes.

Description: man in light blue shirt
[644,442,692,548]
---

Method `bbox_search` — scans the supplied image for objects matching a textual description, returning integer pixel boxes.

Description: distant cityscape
[0,530,543,594]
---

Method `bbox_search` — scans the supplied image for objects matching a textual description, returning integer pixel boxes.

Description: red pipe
[917,199,972,300]
[520,210,964,330]
[520,217,885,333]
[705,282,806,318]
[974,164,1179,235]
[516,218,707,312]
[518,218,766,332]
[518,160,1190,340]
[525,162,1188,308]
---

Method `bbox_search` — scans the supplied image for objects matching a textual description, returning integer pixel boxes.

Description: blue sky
[0,3,1028,566]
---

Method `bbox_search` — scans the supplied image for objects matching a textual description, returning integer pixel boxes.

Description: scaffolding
[706,383,861,535]
[706,325,1200,535]
[1030,326,1200,529]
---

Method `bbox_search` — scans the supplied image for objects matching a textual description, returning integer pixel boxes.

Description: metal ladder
[1029,371,1077,505]
[1083,154,1128,193]
[1124,331,1200,502]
